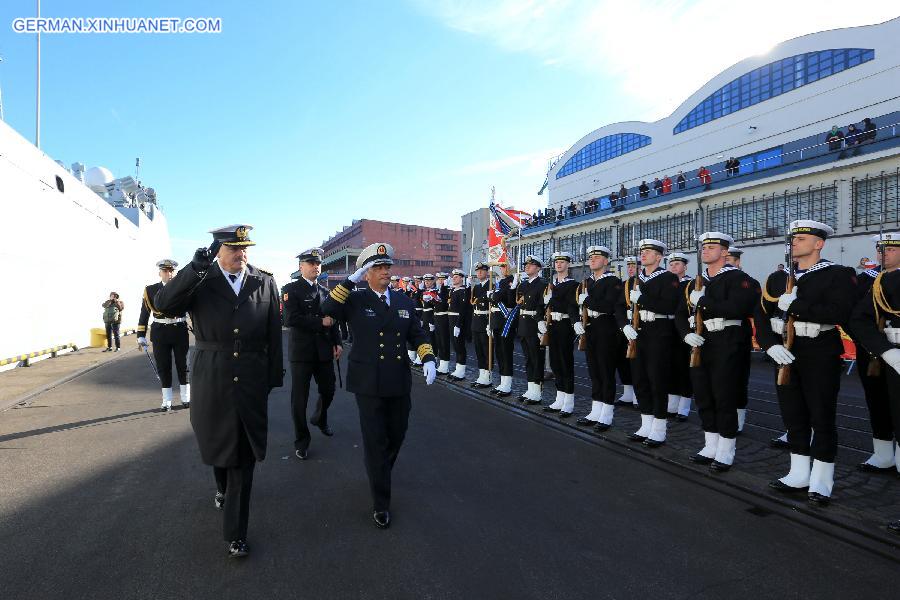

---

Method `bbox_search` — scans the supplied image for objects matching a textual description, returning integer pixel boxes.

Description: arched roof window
[556,133,651,179]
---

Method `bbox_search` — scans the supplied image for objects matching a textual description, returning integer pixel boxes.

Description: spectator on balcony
[697,166,712,190]
[726,157,741,177]
[619,183,628,204]
[653,177,663,197]
[662,175,672,194]
[845,124,862,147]
[568,201,577,218]
[776,263,785,272]
[576,200,584,215]
[826,125,844,151]
[676,171,686,190]
[639,181,650,199]
[609,190,619,212]
[863,117,877,142]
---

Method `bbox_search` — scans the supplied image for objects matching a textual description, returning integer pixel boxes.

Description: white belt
[639,310,674,322]
[520,310,538,317]
[587,310,609,318]
[435,311,448,316]
[886,327,900,345]
[704,318,742,332]
[550,312,570,321]
[155,317,186,325]
[421,308,433,312]
[793,322,835,338]
[447,312,460,316]
[490,307,502,313]
[474,309,490,315]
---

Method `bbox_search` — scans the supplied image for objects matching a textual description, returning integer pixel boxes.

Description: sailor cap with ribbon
[624,256,637,264]
[551,251,574,263]
[356,242,395,269]
[390,275,400,282]
[210,224,255,247]
[790,220,833,239]
[586,245,611,258]
[639,238,667,254]
[401,276,412,283]
[728,245,744,257]
[413,275,423,280]
[872,231,900,247]
[451,268,466,277]
[156,259,178,270]
[474,262,489,271]
[523,255,544,267]
[697,231,734,247]
[296,247,324,263]
[436,272,449,278]
[667,252,689,263]
[423,273,435,280]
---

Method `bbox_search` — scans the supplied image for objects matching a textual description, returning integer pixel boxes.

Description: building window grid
[556,133,652,179]
[851,172,900,228]
[617,211,699,257]
[674,48,874,134]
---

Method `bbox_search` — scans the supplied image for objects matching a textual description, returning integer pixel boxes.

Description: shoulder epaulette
[258,268,274,277]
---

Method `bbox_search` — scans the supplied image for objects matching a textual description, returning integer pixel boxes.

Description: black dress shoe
[295,449,308,460]
[523,398,542,405]
[666,412,678,419]
[542,406,560,413]
[857,462,895,473]
[495,391,512,398]
[710,461,731,472]
[178,403,190,410]
[227,539,249,558]
[318,424,334,436]
[449,375,466,382]
[807,492,831,506]
[214,492,225,510]
[594,422,611,432]
[769,436,790,449]
[158,406,169,413]
[643,438,665,448]
[676,415,688,422]
[471,382,490,388]
[576,417,598,426]
[627,432,646,442]
[689,453,714,465]
[768,479,807,493]
[373,510,391,529]
[558,411,573,419]
[517,394,529,402]
[887,520,900,534]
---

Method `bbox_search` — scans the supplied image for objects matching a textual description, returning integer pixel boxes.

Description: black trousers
[775,332,843,462]
[631,321,675,419]
[857,351,894,440]
[491,327,516,376]
[451,327,467,365]
[290,360,336,451]
[520,330,545,383]
[212,429,256,541]
[884,368,900,443]
[669,334,693,398]
[434,316,451,361]
[616,333,632,386]
[690,328,743,438]
[585,317,619,405]
[548,321,576,393]
[151,324,189,388]
[472,318,489,370]
[104,322,121,348]
[735,329,752,409]
[355,393,411,511]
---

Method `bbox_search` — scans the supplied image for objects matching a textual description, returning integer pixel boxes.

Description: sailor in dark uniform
[517,255,547,404]
[542,252,580,417]
[615,257,638,407]
[849,232,900,473]
[154,224,283,558]
[676,232,760,471]
[420,274,437,349]
[469,262,493,388]
[725,245,755,432]
[448,269,471,381]
[389,275,402,292]
[322,243,437,529]
[576,246,624,430]
[489,262,518,397]
[757,265,791,448]
[282,248,342,460]
[757,220,857,505]
[405,276,423,365]
[431,272,452,374]
[666,252,694,420]
[137,259,190,412]
[620,239,681,447]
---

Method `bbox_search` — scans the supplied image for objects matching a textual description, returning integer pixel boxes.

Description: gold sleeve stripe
[417,343,435,360]
[137,326,147,332]
[329,284,351,304]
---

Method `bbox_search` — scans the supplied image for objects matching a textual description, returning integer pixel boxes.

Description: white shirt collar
[302,276,317,287]
[219,263,246,296]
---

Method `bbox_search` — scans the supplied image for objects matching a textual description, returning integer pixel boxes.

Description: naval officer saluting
[322,243,437,528]
[154,224,284,558]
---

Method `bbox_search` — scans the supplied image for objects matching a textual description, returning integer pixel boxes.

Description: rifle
[690,209,705,368]
[626,271,640,359]
[578,278,589,351]
[487,267,494,371]
[777,231,796,386]
[540,277,553,347]
[868,179,887,376]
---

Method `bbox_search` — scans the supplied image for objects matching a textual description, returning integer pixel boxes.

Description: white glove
[629,289,642,304]
[453,326,461,337]
[538,321,548,335]
[777,290,798,312]
[766,344,795,365]
[684,333,705,347]
[429,323,435,332]
[882,348,900,375]
[423,361,437,385]
[486,326,493,338]
[689,289,705,305]
[349,264,370,283]
[137,337,148,347]
[543,288,552,304]
[577,292,588,305]
[509,273,519,290]
[574,322,586,336]
[622,324,638,341]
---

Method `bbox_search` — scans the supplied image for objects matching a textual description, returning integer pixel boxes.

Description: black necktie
[379,294,387,303]
[229,274,237,283]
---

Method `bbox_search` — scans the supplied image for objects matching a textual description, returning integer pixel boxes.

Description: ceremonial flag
[488,202,529,264]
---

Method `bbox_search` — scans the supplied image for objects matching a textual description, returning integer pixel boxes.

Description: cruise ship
[517,17,900,282]
[0,116,171,364]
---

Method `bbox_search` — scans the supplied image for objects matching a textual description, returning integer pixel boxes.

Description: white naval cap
[451,268,466,277]
[551,251,574,263]
[586,245,611,258]
[390,275,400,282]
[436,272,449,278]
[697,231,734,247]
[156,258,178,270]
[423,273,435,280]
[872,231,900,247]
[401,276,412,282]
[790,220,833,239]
[356,242,395,269]
[639,238,667,254]
[728,246,744,257]
[523,255,544,267]
[667,252,689,263]
[624,256,637,264]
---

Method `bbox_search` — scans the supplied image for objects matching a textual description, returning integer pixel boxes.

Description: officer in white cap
[666,252,693,420]
[488,261,518,396]
[431,272,453,374]
[615,256,639,406]
[542,251,580,417]
[517,255,548,404]
[757,220,857,505]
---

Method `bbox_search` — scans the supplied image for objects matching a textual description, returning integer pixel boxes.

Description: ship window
[556,133,652,179]
[55,176,64,193]
[674,48,875,134]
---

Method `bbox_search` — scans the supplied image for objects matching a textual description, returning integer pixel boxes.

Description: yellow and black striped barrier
[0,343,79,367]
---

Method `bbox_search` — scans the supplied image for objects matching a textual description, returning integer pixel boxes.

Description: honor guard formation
[131,219,900,558]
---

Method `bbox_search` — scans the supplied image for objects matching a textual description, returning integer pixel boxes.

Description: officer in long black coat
[322,242,436,529]
[282,248,342,459]
[137,259,190,412]
[154,224,283,558]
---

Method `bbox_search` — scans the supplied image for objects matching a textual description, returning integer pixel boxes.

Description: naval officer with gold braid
[322,242,436,529]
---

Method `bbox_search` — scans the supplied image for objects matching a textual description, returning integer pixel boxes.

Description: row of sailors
[397,221,900,509]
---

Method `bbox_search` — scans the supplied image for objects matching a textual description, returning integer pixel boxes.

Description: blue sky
[1,1,896,283]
